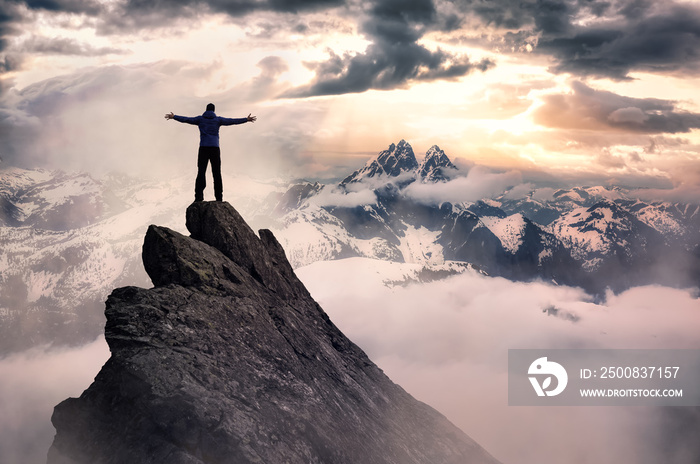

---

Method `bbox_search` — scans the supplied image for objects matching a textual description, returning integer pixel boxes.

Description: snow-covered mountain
[1,140,698,353]
[341,139,419,185]
[266,141,699,294]
[417,145,457,182]
[550,200,661,269]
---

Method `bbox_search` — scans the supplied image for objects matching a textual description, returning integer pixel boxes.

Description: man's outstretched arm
[164,112,200,124]
[219,113,257,126]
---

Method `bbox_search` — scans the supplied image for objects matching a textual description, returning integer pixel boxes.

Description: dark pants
[195,146,222,201]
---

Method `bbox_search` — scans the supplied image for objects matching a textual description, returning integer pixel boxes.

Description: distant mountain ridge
[265,140,699,295]
[0,141,698,353]
[340,139,457,186]
[341,139,419,185]
[417,145,457,182]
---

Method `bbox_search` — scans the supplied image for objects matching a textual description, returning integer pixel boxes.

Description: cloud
[596,150,627,169]
[608,107,648,125]
[0,61,215,171]
[284,47,493,97]
[501,182,535,200]
[20,0,103,15]
[0,337,109,464]
[297,258,700,464]
[16,35,127,56]
[308,185,377,207]
[452,80,550,120]
[283,0,495,97]
[98,0,346,33]
[403,166,522,204]
[4,0,700,89]
[0,59,339,179]
[240,13,352,42]
[214,55,292,105]
[533,81,700,134]
[0,1,104,55]
[0,0,346,77]
[121,0,344,17]
[631,182,700,204]
[0,2,26,54]
[448,0,700,80]
[524,187,553,201]
[536,2,700,80]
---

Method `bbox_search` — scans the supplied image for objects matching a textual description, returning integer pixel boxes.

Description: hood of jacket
[202,110,217,119]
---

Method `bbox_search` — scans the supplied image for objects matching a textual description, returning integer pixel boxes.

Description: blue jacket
[173,110,247,147]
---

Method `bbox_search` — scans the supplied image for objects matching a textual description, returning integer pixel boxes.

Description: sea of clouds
[298,259,700,464]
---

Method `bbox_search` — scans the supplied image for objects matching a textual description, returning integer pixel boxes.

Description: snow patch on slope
[547,204,633,270]
[632,203,686,238]
[397,224,443,264]
[0,168,54,196]
[584,186,624,200]
[550,207,609,255]
[480,214,526,253]
[272,206,402,268]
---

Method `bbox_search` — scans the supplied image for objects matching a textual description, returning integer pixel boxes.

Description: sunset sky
[1,0,700,198]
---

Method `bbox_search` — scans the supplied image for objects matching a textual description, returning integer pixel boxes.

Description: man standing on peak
[165,103,256,202]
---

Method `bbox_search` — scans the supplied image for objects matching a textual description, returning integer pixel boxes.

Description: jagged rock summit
[418,145,457,182]
[341,139,418,185]
[48,201,501,464]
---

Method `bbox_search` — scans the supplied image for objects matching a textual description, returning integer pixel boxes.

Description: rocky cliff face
[48,201,501,464]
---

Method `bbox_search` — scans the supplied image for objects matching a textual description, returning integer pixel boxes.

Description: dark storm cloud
[533,81,700,134]
[0,0,103,47]
[0,0,344,57]
[447,0,700,80]
[2,0,699,85]
[18,35,126,56]
[450,0,580,34]
[0,0,105,71]
[0,2,24,53]
[284,0,495,97]
[0,54,22,72]
[25,0,339,18]
[285,45,493,97]
[22,0,102,14]
[114,0,343,24]
[538,3,700,79]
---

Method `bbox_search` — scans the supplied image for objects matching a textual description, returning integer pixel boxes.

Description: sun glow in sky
[1,0,699,197]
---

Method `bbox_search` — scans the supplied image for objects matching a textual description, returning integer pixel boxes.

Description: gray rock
[48,201,501,464]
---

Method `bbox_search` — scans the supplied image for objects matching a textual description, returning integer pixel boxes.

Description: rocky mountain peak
[339,140,457,186]
[48,201,501,464]
[271,181,323,215]
[341,140,419,185]
[417,145,457,182]
[377,139,418,173]
[183,201,304,300]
